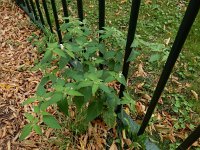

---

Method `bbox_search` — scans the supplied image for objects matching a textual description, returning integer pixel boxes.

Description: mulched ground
[0,1,43,149]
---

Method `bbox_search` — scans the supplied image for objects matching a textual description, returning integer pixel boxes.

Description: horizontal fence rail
[14,0,200,149]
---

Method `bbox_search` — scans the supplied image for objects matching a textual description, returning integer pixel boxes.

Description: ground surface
[0,0,199,150]
[0,1,42,149]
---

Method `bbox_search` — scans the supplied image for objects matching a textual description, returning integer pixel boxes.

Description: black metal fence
[15,0,200,149]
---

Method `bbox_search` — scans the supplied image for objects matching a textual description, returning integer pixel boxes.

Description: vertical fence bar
[22,0,25,6]
[35,0,45,25]
[61,0,69,23]
[77,0,83,22]
[42,0,53,33]
[51,0,63,44]
[16,0,24,6]
[137,0,200,136]
[15,0,19,5]
[177,125,200,150]
[99,0,105,36]
[29,0,38,20]
[116,0,141,113]
[99,0,105,59]
[24,0,32,13]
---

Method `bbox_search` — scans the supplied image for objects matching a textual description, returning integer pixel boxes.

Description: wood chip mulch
[0,1,43,149]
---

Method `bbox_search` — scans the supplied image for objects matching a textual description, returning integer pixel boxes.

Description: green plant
[20,17,137,141]
[171,94,195,130]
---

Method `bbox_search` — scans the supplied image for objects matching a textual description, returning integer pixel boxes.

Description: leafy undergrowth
[39,0,200,149]
[23,17,199,150]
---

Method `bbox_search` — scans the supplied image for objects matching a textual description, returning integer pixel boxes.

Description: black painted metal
[99,0,105,58]
[51,0,62,44]
[77,0,83,21]
[15,0,19,5]
[29,0,38,20]
[99,0,105,34]
[35,0,45,25]
[177,125,200,150]
[61,0,69,23]
[24,0,31,13]
[137,0,200,136]
[116,0,141,113]
[21,0,25,6]
[42,0,53,33]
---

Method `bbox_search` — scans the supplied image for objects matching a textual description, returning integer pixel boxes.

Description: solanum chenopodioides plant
[20,17,136,140]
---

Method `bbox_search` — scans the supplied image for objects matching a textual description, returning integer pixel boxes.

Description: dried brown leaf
[109,142,118,150]
[191,90,198,100]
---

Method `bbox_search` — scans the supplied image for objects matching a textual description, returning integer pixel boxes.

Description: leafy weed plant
[20,17,137,142]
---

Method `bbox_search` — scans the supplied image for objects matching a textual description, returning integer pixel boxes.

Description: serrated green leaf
[22,97,37,106]
[41,111,51,116]
[32,117,39,124]
[33,106,40,113]
[63,69,83,81]
[127,50,140,62]
[131,38,140,48]
[54,48,66,58]
[114,62,121,72]
[33,124,42,135]
[98,43,106,54]
[66,50,75,58]
[104,76,115,83]
[43,115,61,129]
[24,113,34,122]
[19,124,32,141]
[49,74,57,84]
[104,51,116,59]
[40,92,63,111]
[67,90,83,96]
[102,71,115,83]
[92,83,99,96]
[149,43,165,52]
[41,50,52,64]
[57,98,68,116]
[47,42,59,49]
[116,74,127,86]
[77,81,93,89]
[59,57,70,69]
[94,58,104,64]
[102,110,116,128]
[149,54,160,62]
[99,84,112,94]
[36,76,49,96]
[87,73,99,81]
[74,87,92,110]
[74,96,85,111]
[43,92,53,98]
[85,99,104,122]
[123,92,134,102]
[106,95,120,109]
[53,84,65,92]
